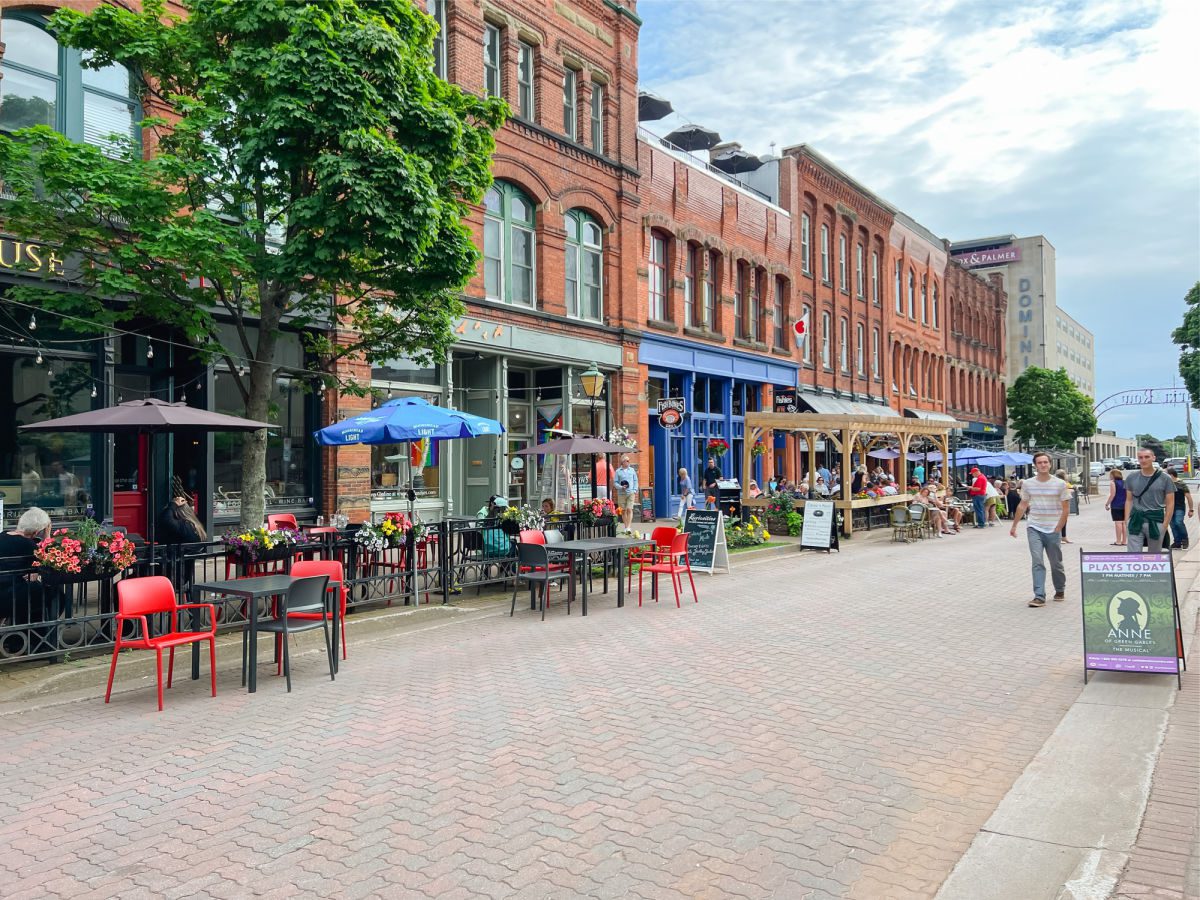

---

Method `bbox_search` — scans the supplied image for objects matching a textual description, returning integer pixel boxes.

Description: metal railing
[0,514,617,665]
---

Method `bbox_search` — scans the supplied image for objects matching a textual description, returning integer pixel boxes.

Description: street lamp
[579,362,606,500]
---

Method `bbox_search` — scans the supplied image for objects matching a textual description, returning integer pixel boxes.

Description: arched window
[704,250,719,327]
[801,303,812,362]
[772,276,787,348]
[684,241,700,327]
[838,316,848,371]
[920,276,928,324]
[856,323,865,375]
[564,209,602,321]
[871,327,880,378]
[820,224,830,282]
[894,260,903,314]
[821,311,831,368]
[931,281,940,329]
[907,269,916,319]
[734,260,747,338]
[483,182,536,306]
[648,230,669,321]
[0,15,141,154]
[800,214,811,273]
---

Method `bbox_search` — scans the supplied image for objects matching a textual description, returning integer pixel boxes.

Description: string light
[28,314,36,331]
[146,341,154,360]
[91,385,98,398]
[35,351,43,365]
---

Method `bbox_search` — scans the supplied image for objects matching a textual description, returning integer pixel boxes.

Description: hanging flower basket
[706,438,730,458]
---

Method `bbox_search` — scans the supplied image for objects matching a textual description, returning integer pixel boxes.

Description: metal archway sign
[1094,387,1191,418]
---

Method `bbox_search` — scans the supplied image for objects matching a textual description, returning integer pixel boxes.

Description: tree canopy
[1172,282,1200,409]
[1007,366,1097,449]
[0,0,506,526]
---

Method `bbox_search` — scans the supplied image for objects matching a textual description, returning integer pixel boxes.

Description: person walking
[1125,447,1174,552]
[1054,469,1073,543]
[677,467,694,521]
[968,466,989,528]
[1006,478,1022,520]
[593,454,615,500]
[913,461,925,485]
[613,455,639,529]
[702,456,722,510]
[1009,451,1071,608]
[1165,467,1193,550]
[1106,468,1127,546]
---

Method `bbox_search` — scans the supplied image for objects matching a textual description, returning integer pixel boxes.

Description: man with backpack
[1124,447,1174,552]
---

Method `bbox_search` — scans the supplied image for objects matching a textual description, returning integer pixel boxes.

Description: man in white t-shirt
[1009,450,1071,608]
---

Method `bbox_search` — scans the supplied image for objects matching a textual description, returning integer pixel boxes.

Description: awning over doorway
[800,394,900,417]
[904,408,958,423]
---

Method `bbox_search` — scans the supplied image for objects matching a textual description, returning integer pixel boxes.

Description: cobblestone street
[0,502,1160,898]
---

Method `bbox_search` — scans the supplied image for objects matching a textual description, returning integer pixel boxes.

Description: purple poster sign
[951,245,1022,268]
[1080,553,1180,678]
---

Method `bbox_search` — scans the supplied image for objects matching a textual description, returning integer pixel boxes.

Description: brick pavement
[0,503,1142,898]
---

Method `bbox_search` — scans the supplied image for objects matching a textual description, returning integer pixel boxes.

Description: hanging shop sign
[1080,552,1184,687]
[773,389,798,413]
[657,397,686,430]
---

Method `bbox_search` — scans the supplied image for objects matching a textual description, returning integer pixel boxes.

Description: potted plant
[34,521,137,584]
[572,497,617,526]
[751,441,766,459]
[499,504,544,535]
[379,511,410,548]
[222,526,308,564]
[764,490,793,535]
[353,523,387,552]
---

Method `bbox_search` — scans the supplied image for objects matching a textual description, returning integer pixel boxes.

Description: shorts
[1110,506,1125,522]
[616,490,636,511]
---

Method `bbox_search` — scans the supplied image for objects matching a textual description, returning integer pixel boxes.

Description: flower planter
[766,515,789,536]
[226,544,295,565]
[39,567,118,586]
[498,520,521,536]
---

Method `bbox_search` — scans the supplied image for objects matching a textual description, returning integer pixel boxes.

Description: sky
[636,0,1200,441]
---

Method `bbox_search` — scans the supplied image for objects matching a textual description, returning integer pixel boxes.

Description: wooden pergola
[741,412,965,535]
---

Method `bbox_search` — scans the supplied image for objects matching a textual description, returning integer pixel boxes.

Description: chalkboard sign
[801,500,837,551]
[682,508,729,574]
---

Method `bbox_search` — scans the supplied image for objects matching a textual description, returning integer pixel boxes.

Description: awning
[905,408,958,423]
[800,395,901,417]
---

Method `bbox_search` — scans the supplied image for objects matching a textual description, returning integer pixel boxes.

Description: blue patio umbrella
[314,397,504,446]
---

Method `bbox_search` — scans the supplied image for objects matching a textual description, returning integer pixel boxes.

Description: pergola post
[841,425,854,536]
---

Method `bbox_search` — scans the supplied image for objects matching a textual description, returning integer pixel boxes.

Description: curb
[935,543,1200,900]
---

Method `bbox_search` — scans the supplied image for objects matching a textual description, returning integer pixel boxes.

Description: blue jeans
[972,495,986,527]
[1170,508,1187,548]
[1026,528,1065,599]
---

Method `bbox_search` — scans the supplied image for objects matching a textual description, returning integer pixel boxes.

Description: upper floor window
[871,251,879,305]
[0,17,140,156]
[563,68,578,140]
[483,182,535,306]
[931,282,940,329]
[838,234,848,291]
[734,262,747,339]
[820,224,830,282]
[704,251,718,328]
[649,231,668,321]
[428,0,447,79]
[773,278,786,349]
[483,24,502,98]
[894,260,902,314]
[801,304,812,362]
[683,243,697,327]
[821,312,831,368]
[856,323,865,375]
[871,327,880,377]
[800,214,811,273]
[590,82,604,152]
[517,41,536,120]
[839,316,849,371]
[855,243,865,297]
[907,269,916,319]
[564,210,602,322]
[920,276,928,324]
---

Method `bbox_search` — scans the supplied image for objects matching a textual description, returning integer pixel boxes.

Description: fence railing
[0,514,617,665]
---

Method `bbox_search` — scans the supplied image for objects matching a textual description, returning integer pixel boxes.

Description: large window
[872,327,880,377]
[483,182,535,306]
[773,277,786,348]
[563,68,577,140]
[820,224,830,282]
[921,275,928,324]
[734,262,746,339]
[749,268,762,342]
[564,209,602,321]
[821,312,831,368]
[838,234,847,291]
[856,323,865,375]
[428,0,447,79]
[839,316,848,371]
[704,250,718,328]
[590,82,604,152]
[649,231,667,321]
[800,214,811,273]
[801,304,811,362]
[871,251,880,305]
[0,16,140,155]
[907,269,916,318]
[932,281,940,329]
[517,41,535,120]
[483,24,502,99]
[684,243,698,327]
[855,243,865,298]
[894,260,902,314]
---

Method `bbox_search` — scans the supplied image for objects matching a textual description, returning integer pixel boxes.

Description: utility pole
[1188,409,1196,478]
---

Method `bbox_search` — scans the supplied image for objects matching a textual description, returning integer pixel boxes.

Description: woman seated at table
[812,476,831,498]
[748,480,762,498]
[0,507,51,628]
[928,484,964,530]
[541,497,555,516]
[475,496,512,558]
[912,487,956,536]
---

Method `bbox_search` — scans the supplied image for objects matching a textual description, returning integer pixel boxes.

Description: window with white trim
[821,312,831,368]
[894,260,902,314]
[483,24,502,98]
[704,250,718,327]
[801,214,811,273]
[428,0,448,79]
[773,277,786,348]
[855,243,865,297]
[931,281,940,329]
[820,224,830,282]
[589,82,604,152]
[517,41,535,120]
[838,234,847,291]
[564,209,602,321]
[856,323,865,375]
[649,231,667,321]
[684,243,697,327]
[907,269,916,319]
[801,304,812,362]
[871,327,880,377]
[562,68,577,140]
[839,316,849,371]
[921,276,928,324]
[483,182,535,306]
[871,251,880,305]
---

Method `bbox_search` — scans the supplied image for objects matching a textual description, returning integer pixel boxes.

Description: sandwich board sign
[682,508,729,574]
[800,500,838,552]
[1080,551,1185,688]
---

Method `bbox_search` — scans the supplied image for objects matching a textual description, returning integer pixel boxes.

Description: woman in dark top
[1106,469,1127,546]
[1006,480,1022,521]
[0,507,51,627]
[851,465,866,495]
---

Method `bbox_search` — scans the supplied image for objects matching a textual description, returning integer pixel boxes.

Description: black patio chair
[511,543,572,621]
[241,574,335,692]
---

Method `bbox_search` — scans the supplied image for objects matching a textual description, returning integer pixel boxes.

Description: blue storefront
[640,335,798,516]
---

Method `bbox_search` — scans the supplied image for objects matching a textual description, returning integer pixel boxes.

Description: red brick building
[945,263,1008,437]
[887,212,949,420]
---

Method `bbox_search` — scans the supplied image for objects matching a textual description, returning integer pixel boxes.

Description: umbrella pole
[146,430,156,574]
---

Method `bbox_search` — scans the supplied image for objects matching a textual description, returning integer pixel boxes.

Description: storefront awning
[904,408,958,423]
[800,395,901,417]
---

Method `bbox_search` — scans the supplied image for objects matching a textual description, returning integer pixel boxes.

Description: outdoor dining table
[548,537,653,616]
[189,573,342,692]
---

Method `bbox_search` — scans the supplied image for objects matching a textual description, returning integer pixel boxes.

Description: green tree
[1136,434,1165,461]
[1172,282,1200,409]
[0,0,506,527]
[1007,367,1097,449]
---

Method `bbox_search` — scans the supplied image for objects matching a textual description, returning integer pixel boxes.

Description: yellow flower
[762,530,770,540]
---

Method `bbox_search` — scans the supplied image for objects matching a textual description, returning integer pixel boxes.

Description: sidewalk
[937,537,1200,900]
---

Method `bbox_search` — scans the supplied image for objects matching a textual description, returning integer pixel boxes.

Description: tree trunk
[238,303,281,530]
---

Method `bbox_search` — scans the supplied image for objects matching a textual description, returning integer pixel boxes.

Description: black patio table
[189,573,342,692]
[549,537,653,616]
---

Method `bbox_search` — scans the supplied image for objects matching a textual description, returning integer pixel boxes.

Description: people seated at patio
[812,476,830,497]
[541,497,555,516]
[0,508,52,628]
[851,465,867,495]
[880,479,899,496]
[748,480,762,498]
[913,487,955,535]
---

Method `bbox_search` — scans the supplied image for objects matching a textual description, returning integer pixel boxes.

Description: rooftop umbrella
[711,148,763,174]
[664,124,722,152]
[20,398,273,550]
[637,90,673,121]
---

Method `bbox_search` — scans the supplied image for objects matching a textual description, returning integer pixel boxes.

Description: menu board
[682,508,729,574]
[801,500,838,551]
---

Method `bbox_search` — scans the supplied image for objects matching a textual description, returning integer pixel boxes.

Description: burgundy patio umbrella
[20,398,272,547]
[514,436,630,503]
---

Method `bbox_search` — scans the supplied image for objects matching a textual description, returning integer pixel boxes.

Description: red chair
[105,576,217,711]
[288,560,348,661]
[519,530,569,574]
[627,526,679,592]
[638,532,698,608]
[266,513,299,531]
